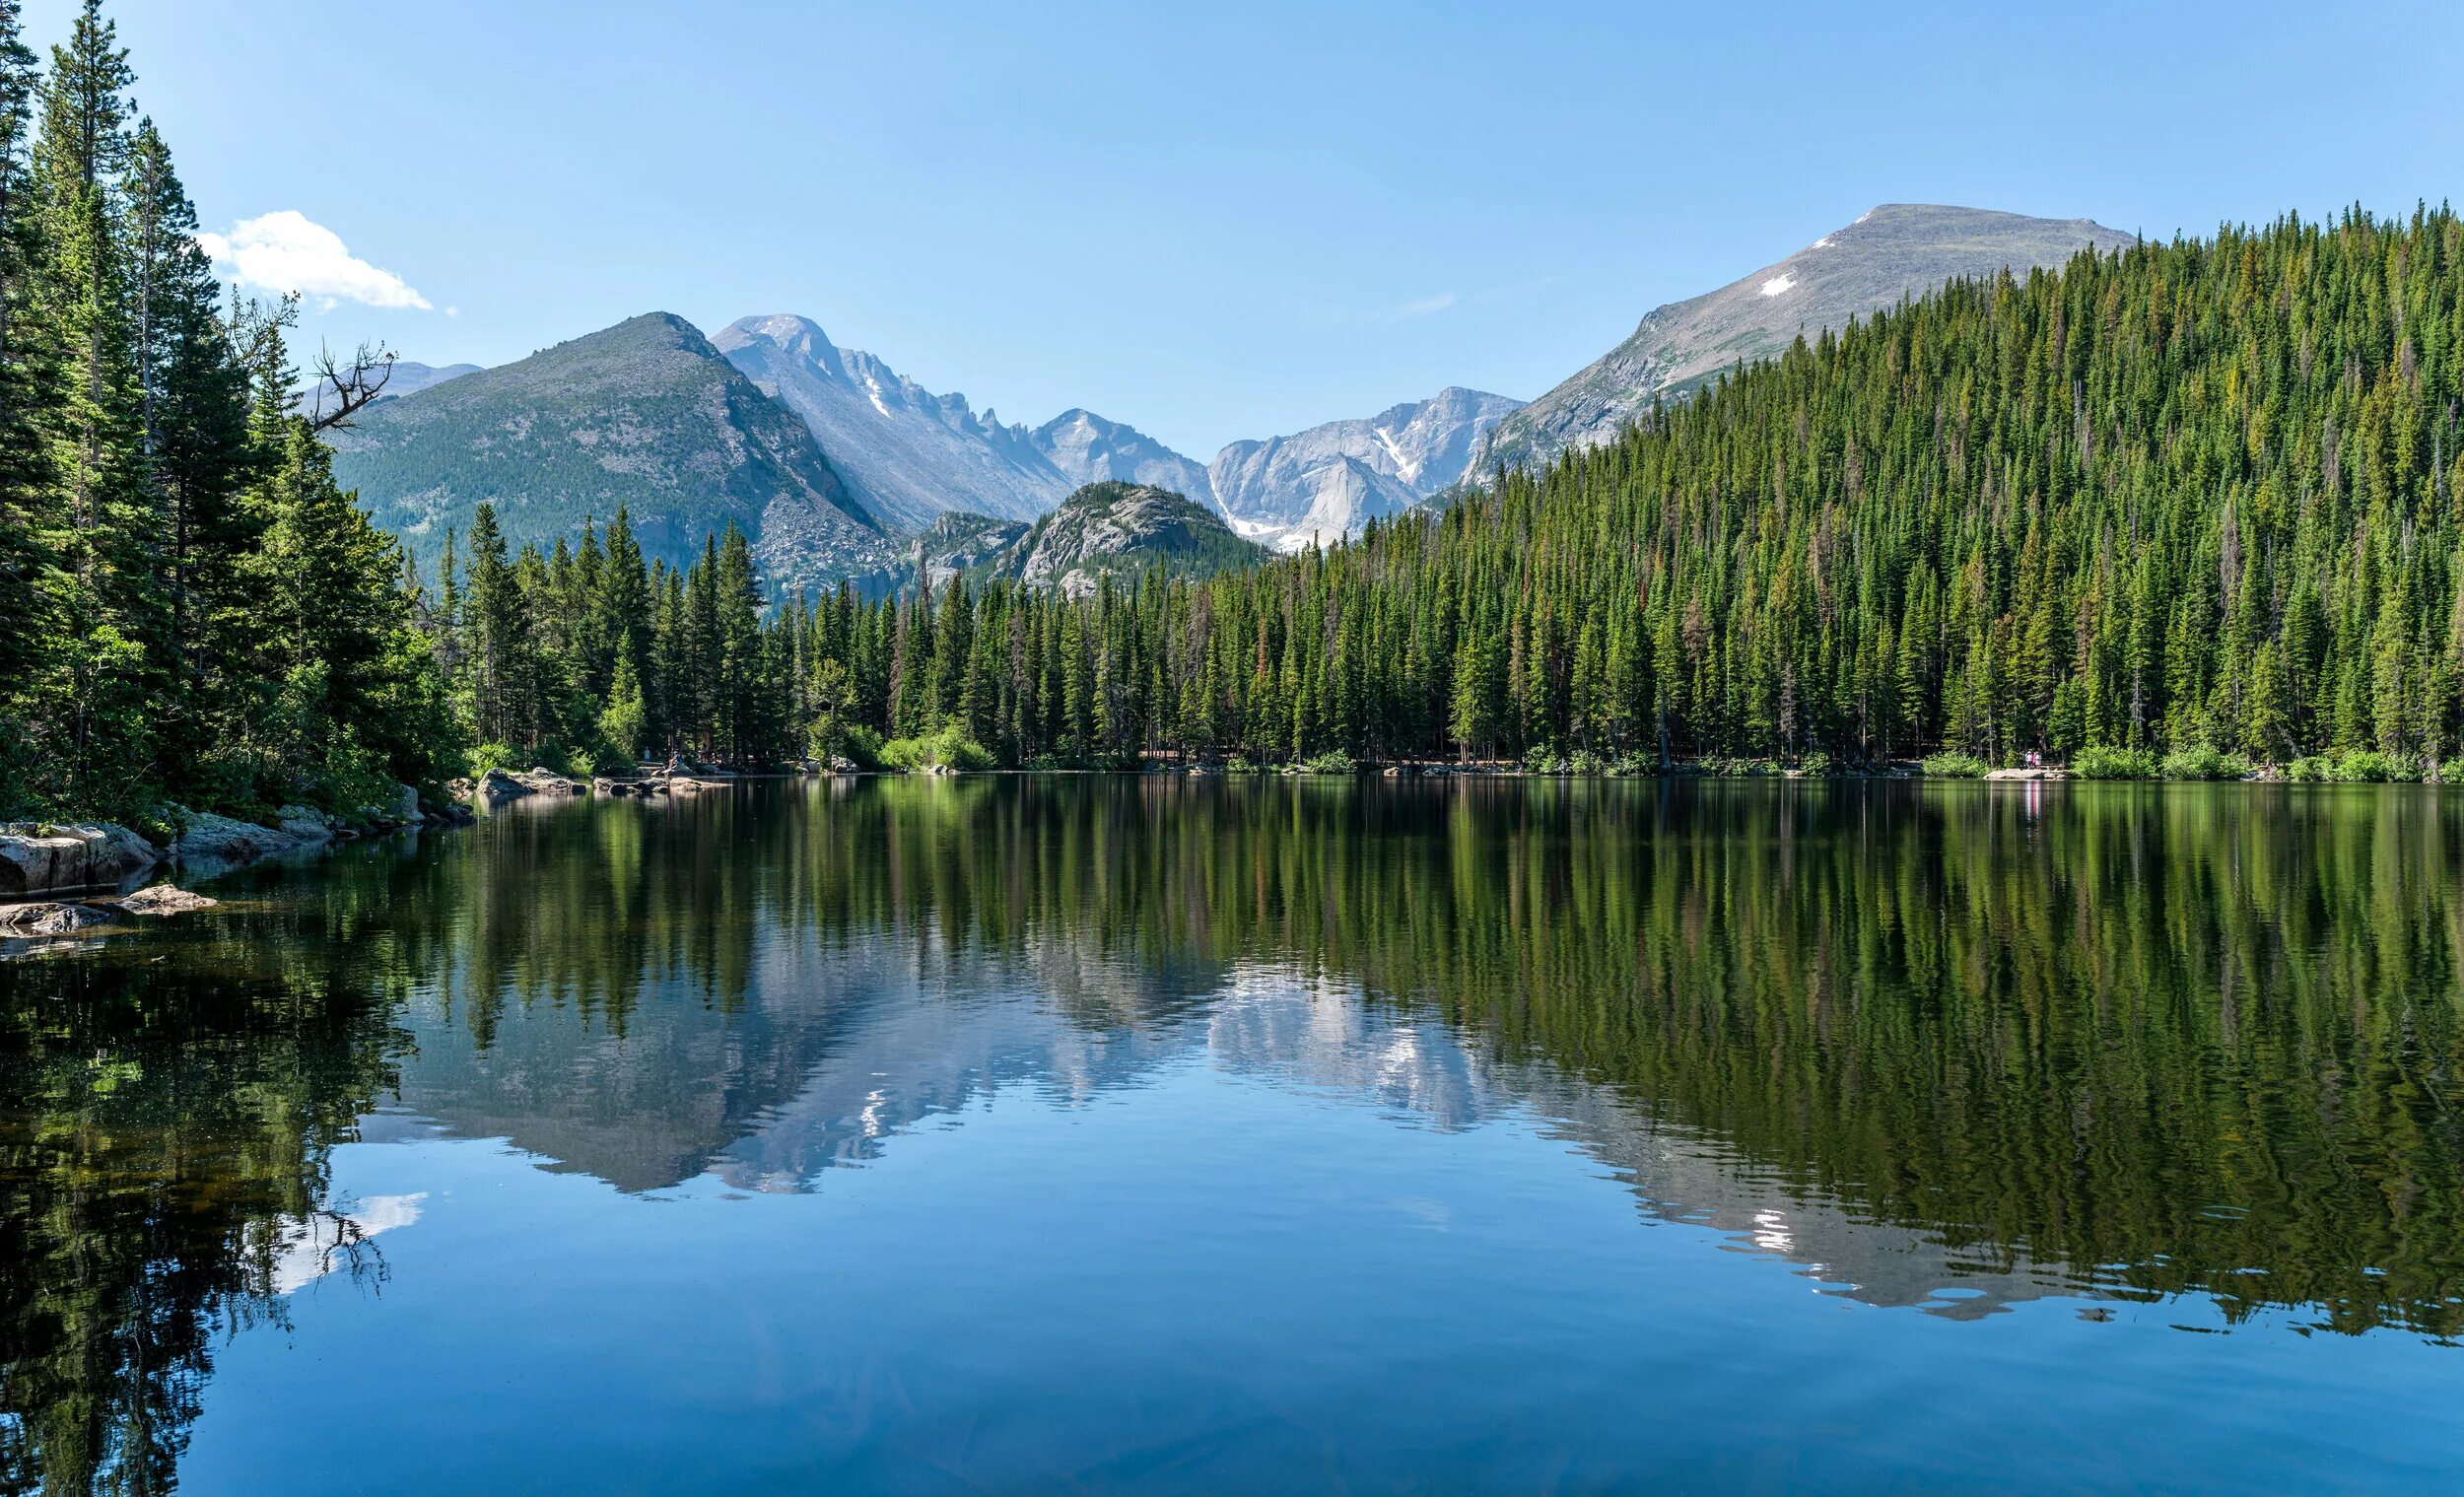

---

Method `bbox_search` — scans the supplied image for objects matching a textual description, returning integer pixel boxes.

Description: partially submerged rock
[468,768,530,806]
[0,822,161,897]
[171,807,333,871]
[108,884,219,917]
[0,900,124,934]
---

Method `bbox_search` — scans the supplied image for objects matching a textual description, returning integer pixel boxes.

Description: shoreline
[0,792,465,941]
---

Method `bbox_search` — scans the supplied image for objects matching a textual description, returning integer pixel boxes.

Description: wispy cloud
[196,211,431,311]
[1384,292,1458,320]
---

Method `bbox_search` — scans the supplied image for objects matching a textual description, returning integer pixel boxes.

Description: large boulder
[274,805,334,845]
[0,822,161,896]
[170,808,329,872]
[0,900,125,933]
[469,769,530,806]
[108,884,218,916]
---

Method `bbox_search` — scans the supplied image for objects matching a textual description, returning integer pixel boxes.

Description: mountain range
[325,313,886,586]
[327,203,2134,589]
[292,358,479,420]
[1469,203,2136,478]
[1209,386,1523,551]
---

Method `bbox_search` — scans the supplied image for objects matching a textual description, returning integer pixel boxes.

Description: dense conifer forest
[451,199,2461,778]
[6,0,2463,813]
[0,0,448,822]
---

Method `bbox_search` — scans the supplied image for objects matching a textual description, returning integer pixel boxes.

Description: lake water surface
[6,778,2464,1493]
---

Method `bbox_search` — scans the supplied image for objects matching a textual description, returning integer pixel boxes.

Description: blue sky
[28,0,2464,457]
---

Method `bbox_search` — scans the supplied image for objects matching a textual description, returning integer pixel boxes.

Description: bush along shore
[630,737,2464,784]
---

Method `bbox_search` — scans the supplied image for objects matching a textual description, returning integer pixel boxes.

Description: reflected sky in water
[9,778,2464,1493]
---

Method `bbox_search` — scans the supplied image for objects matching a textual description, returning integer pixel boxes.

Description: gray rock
[0,900,124,933]
[0,822,161,896]
[171,808,327,870]
[469,769,531,805]
[275,805,334,844]
[108,884,218,916]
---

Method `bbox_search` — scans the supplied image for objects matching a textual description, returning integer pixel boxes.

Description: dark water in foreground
[6,778,2464,1494]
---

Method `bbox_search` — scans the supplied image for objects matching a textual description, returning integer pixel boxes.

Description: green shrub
[1299,749,1357,775]
[1225,755,1263,774]
[1611,752,1661,778]
[467,741,519,778]
[1797,749,1833,777]
[2287,750,2422,783]
[1698,755,1779,778]
[2332,750,2418,783]
[879,723,993,773]
[1566,748,1609,776]
[2071,745,2158,780]
[2439,757,2464,784]
[1920,751,1988,779]
[2159,745,2251,781]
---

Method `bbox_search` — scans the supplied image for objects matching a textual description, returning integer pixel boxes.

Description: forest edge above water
[5,5,2464,840]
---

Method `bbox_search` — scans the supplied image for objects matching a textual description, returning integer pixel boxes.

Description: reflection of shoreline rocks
[1,787,444,905]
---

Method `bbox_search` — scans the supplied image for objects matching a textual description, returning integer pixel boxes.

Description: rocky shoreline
[0,783,458,945]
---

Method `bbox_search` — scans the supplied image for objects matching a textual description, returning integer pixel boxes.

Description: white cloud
[1388,292,1457,320]
[196,210,431,310]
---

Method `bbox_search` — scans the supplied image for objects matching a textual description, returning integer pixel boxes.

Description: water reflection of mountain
[1205,973,2081,1319]
[15,774,2464,1494]
[376,778,2464,1336]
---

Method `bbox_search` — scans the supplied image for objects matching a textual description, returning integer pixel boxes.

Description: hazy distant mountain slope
[1029,408,1217,505]
[294,359,482,420]
[1472,204,2136,478]
[1210,386,1522,552]
[327,312,883,585]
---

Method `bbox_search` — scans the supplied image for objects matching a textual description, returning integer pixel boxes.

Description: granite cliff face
[1209,386,1522,551]
[1029,408,1217,505]
[713,314,1071,531]
[912,483,1266,599]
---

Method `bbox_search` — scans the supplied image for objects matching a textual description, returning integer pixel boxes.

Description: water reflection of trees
[748,778,2464,1337]
[9,776,2464,1492]
[0,928,407,1494]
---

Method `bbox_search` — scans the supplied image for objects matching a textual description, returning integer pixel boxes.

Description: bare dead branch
[307,341,398,432]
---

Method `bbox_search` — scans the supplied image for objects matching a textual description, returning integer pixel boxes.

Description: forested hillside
[0,1,450,822]
[329,311,885,586]
[456,204,2461,772]
[7,0,2458,801]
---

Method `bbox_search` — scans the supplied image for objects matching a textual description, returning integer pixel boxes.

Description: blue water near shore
[12,778,2464,1493]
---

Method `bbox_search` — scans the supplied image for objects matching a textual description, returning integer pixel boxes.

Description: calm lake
[7,778,2464,1493]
